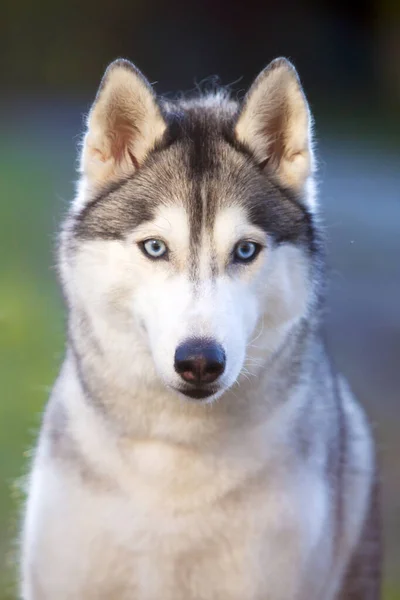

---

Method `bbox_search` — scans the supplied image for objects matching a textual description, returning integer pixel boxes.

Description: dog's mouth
[174,386,219,400]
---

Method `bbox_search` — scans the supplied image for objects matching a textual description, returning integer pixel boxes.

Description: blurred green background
[1,0,399,597]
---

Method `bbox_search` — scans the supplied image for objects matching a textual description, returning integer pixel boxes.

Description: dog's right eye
[140,239,168,260]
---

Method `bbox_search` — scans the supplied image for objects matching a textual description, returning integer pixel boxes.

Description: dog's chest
[101,486,286,600]
[121,503,266,599]
[90,442,328,600]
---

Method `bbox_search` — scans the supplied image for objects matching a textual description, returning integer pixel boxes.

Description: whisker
[248,317,265,346]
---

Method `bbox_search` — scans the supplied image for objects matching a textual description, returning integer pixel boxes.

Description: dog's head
[62,58,319,402]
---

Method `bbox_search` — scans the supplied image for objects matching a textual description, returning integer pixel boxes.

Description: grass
[0,134,66,597]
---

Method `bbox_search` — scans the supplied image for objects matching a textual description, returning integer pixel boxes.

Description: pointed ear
[235,58,314,196]
[80,59,166,188]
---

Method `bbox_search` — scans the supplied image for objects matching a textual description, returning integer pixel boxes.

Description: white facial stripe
[213,206,267,256]
[131,205,189,247]
[128,205,190,272]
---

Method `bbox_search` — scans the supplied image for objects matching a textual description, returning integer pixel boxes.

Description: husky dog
[21,58,381,599]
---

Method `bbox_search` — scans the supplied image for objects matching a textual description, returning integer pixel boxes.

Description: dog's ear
[235,58,314,197]
[80,59,166,188]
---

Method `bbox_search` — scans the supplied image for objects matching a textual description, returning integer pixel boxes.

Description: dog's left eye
[233,241,260,263]
[141,239,168,259]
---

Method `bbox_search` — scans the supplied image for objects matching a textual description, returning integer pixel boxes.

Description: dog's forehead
[158,140,255,240]
[149,200,253,244]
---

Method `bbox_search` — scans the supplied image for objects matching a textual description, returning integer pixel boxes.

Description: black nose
[174,338,226,385]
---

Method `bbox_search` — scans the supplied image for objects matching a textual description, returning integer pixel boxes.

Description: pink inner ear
[127,149,139,170]
[259,158,270,170]
[108,115,139,168]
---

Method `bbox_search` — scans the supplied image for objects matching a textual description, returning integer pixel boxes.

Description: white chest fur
[24,425,334,600]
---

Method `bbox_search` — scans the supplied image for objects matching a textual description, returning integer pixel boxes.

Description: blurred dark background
[1,0,399,597]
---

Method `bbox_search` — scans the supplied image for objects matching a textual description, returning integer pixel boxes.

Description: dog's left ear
[235,58,314,196]
[80,59,166,189]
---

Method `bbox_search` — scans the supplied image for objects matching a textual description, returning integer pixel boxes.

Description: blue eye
[233,241,260,263]
[142,239,168,259]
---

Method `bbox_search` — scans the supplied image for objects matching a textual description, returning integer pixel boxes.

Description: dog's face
[63,59,317,402]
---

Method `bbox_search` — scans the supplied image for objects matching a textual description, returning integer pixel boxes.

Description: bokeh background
[1,0,399,597]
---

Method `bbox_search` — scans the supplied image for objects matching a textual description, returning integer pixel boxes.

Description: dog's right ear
[80,59,166,189]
